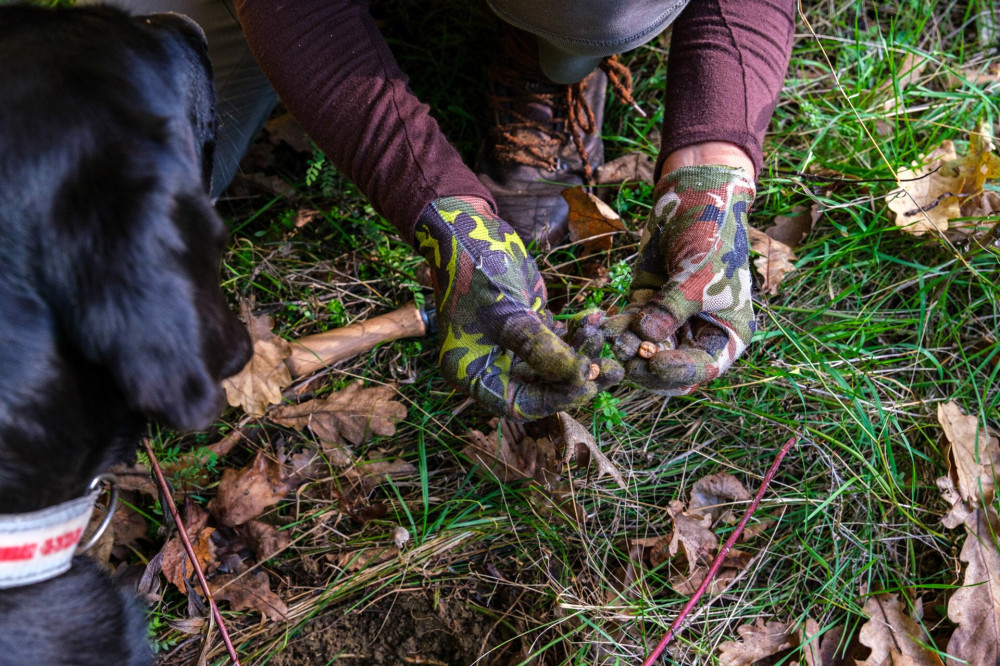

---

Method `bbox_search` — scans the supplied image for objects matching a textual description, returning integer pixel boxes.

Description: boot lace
[488,37,641,185]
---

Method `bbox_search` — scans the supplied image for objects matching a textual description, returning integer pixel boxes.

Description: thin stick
[641,435,798,666]
[143,439,242,665]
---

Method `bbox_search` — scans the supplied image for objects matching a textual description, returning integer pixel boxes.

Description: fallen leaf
[718,619,795,666]
[877,52,929,113]
[160,526,217,595]
[563,187,627,255]
[222,303,293,417]
[749,227,797,295]
[463,418,559,488]
[594,152,655,186]
[241,520,291,561]
[167,617,207,635]
[210,570,288,622]
[269,381,406,465]
[935,401,1000,666]
[856,594,943,666]
[210,451,290,527]
[944,503,1000,666]
[689,473,752,525]
[942,120,1000,195]
[944,61,1000,90]
[767,204,821,248]
[264,112,313,153]
[886,142,964,235]
[110,500,149,559]
[939,400,1000,504]
[666,499,717,573]
[331,545,400,572]
[557,412,626,489]
[160,502,217,594]
[888,122,1000,236]
[107,461,157,498]
[462,417,586,523]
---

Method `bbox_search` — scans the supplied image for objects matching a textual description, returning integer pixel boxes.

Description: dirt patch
[269,587,528,665]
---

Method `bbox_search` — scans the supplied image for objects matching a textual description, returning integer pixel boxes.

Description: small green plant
[593,391,626,430]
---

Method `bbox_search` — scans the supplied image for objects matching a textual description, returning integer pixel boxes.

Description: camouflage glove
[603,165,756,395]
[415,196,622,419]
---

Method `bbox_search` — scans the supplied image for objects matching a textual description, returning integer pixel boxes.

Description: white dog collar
[0,474,117,588]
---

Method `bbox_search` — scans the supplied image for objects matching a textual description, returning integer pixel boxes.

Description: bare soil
[269,587,533,666]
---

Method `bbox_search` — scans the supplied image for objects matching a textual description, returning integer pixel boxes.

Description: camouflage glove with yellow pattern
[415,196,622,420]
[603,166,756,395]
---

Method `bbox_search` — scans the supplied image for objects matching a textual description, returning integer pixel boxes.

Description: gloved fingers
[492,309,591,387]
[631,285,704,346]
[512,356,623,391]
[592,357,625,390]
[509,375,600,421]
[623,346,717,394]
[564,309,608,358]
[458,356,598,420]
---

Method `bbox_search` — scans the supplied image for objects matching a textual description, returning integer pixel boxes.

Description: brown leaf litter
[748,203,821,295]
[562,187,627,256]
[935,400,1000,666]
[269,380,407,465]
[222,302,293,417]
[886,121,1000,237]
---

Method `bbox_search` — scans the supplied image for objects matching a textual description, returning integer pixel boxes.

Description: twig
[641,434,798,666]
[143,439,242,665]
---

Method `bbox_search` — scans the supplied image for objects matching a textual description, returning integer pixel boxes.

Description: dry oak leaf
[886,142,964,236]
[160,527,217,595]
[463,417,586,523]
[717,619,795,666]
[557,411,626,489]
[269,381,406,465]
[594,152,655,186]
[242,520,291,561]
[463,418,560,488]
[210,450,290,527]
[222,303,292,417]
[856,593,943,666]
[210,570,288,622]
[666,499,717,572]
[767,204,821,249]
[799,618,846,666]
[887,123,1000,236]
[939,400,1000,504]
[944,503,1000,666]
[689,473,752,525]
[159,501,217,594]
[562,187,627,256]
[749,227,797,295]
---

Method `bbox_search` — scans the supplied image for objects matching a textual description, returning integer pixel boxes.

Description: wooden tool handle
[285,302,427,378]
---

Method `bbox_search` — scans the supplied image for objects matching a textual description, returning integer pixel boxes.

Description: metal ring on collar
[76,473,119,554]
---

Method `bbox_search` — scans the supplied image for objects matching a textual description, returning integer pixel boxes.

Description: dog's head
[0,5,251,504]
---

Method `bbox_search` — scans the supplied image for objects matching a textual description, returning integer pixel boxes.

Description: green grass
[135,1,1000,664]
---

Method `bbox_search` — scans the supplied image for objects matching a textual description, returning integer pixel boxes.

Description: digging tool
[285,301,437,378]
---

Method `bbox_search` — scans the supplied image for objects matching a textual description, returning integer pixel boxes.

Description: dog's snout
[140,12,208,54]
[219,311,253,380]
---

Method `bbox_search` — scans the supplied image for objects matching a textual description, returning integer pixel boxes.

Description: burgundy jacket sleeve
[657,0,796,179]
[234,0,494,244]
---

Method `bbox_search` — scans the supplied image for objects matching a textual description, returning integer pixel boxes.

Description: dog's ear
[39,136,243,432]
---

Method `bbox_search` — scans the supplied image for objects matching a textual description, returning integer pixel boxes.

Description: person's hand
[603,165,756,395]
[415,196,622,419]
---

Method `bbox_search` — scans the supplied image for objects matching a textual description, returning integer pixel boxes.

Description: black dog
[0,5,251,663]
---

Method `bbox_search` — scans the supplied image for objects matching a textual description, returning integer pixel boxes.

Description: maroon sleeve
[234,0,495,244]
[657,0,796,179]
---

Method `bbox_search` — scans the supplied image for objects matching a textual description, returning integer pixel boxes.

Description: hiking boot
[476,28,610,250]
